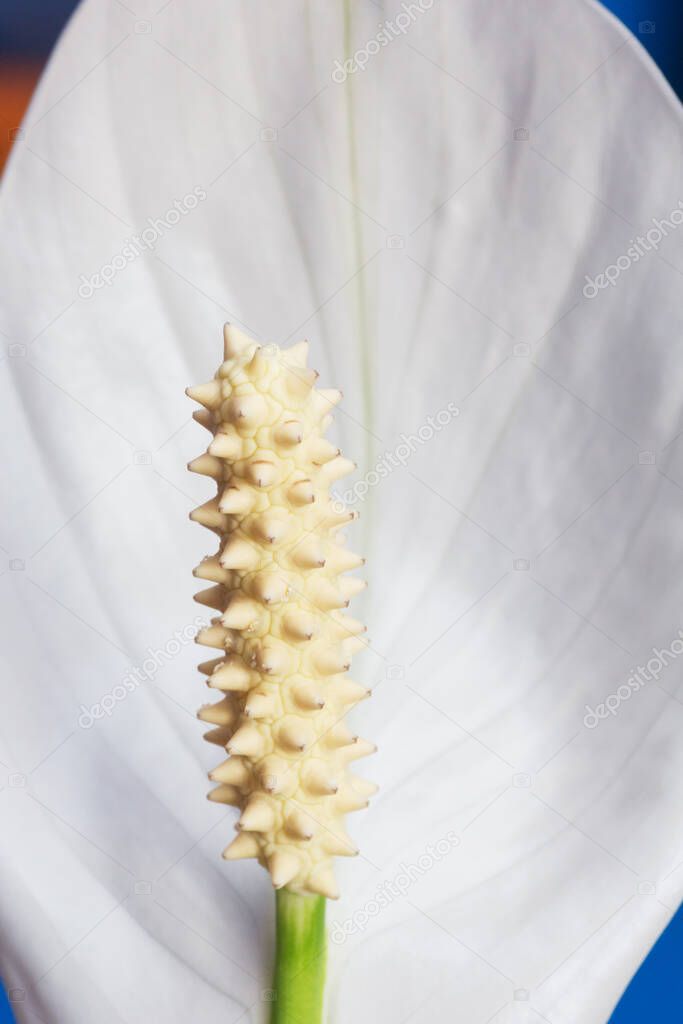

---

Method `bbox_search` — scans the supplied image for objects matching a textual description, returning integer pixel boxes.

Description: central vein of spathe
[344,0,375,484]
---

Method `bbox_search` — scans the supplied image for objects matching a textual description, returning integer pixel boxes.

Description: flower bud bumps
[187,325,375,898]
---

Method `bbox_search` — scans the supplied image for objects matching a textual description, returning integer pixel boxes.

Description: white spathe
[0,1,681,1022]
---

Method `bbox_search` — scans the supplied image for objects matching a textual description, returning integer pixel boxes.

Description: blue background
[0,1,680,1022]
[600,0,683,99]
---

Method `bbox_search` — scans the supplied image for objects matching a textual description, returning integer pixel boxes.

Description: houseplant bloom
[0,1,682,1022]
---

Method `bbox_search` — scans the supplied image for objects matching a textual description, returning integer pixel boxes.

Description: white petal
[0,1,681,1022]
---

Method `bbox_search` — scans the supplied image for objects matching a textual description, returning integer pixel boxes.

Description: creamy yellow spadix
[187,325,375,899]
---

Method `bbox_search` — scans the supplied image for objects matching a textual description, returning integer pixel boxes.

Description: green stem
[270,890,327,1024]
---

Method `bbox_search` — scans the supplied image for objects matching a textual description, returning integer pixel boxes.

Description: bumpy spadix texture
[187,325,375,899]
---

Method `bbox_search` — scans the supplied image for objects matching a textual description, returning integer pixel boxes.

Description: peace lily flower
[0,2,681,1023]
[189,327,374,1019]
